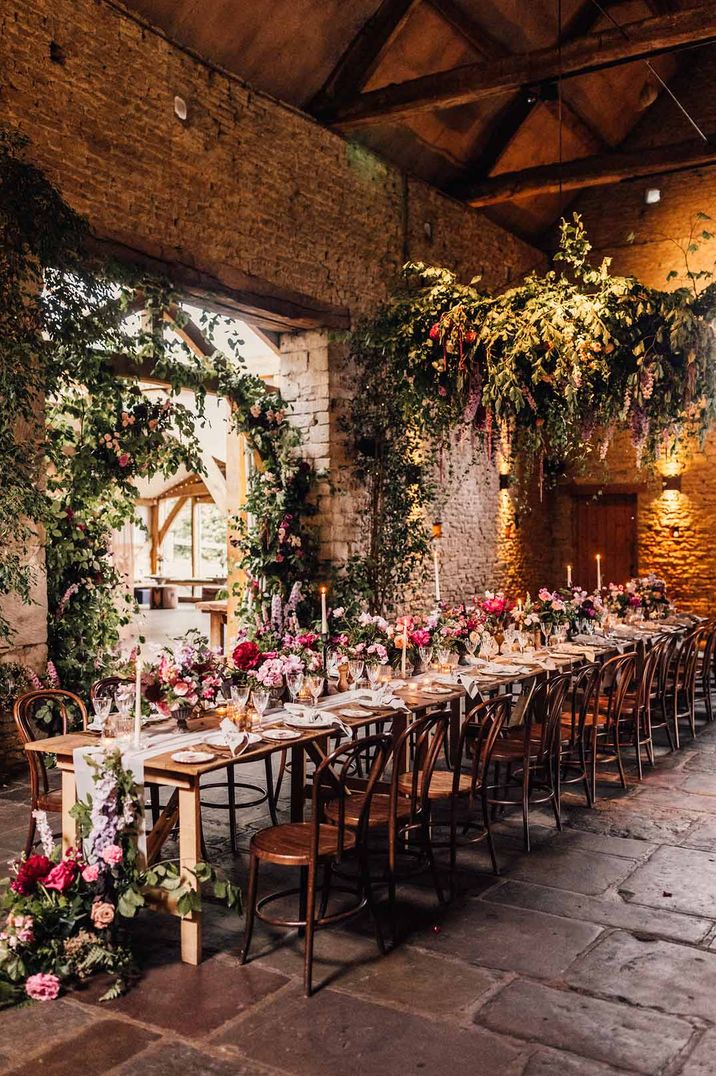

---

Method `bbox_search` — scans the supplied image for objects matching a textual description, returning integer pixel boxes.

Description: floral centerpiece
[0,751,238,1006]
[330,610,392,666]
[531,588,572,636]
[568,588,605,630]
[632,574,672,619]
[606,582,643,620]
[142,634,227,717]
[477,592,514,634]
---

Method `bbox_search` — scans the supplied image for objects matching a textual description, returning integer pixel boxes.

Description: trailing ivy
[0,129,318,693]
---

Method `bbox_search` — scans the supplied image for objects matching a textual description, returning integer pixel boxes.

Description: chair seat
[324,792,410,828]
[251,822,355,865]
[397,770,474,800]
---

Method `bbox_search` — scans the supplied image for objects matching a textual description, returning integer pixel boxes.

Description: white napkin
[219,718,249,756]
[283,703,352,738]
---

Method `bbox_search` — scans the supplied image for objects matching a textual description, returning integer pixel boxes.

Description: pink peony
[172,679,192,697]
[101,845,123,866]
[82,864,100,883]
[25,973,60,1001]
[44,858,79,893]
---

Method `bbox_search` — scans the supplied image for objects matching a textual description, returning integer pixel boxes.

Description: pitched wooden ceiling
[124,0,716,244]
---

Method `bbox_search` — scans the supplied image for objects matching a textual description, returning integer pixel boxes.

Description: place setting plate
[283,712,337,729]
[171,749,216,764]
[262,727,302,741]
[339,707,371,718]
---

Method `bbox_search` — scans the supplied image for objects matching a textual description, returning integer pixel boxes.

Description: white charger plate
[262,728,302,741]
[340,707,370,718]
[283,712,335,729]
[171,749,215,764]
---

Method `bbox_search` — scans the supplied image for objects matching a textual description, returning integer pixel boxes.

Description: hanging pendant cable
[587,0,710,143]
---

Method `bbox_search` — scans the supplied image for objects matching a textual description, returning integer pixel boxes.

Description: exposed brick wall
[1,0,553,639]
[543,46,716,614]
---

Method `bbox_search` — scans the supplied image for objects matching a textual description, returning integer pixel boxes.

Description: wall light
[645,188,661,205]
[173,95,188,121]
[671,525,681,539]
[662,474,682,492]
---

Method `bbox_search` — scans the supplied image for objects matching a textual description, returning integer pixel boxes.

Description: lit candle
[401,619,408,677]
[320,586,328,634]
[133,641,142,748]
[596,554,602,592]
[566,564,572,588]
[433,544,441,603]
[517,598,523,613]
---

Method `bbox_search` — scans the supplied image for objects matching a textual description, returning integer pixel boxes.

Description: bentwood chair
[620,641,663,780]
[559,662,601,808]
[695,621,716,723]
[486,674,572,852]
[666,627,707,748]
[239,733,392,996]
[89,675,131,704]
[13,689,89,855]
[585,652,638,800]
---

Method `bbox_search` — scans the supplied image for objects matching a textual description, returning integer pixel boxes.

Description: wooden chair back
[312,732,392,861]
[455,695,511,797]
[90,676,131,703]
[389,709,450,825]
[13,689,88,804]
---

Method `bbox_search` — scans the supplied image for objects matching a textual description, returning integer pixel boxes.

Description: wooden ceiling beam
[458,133,716,206]
[326,5,716,126]
[309,0,416,113]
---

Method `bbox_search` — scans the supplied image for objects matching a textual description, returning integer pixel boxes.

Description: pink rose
[90,901,115,929]
[101,844,123,866]
[117,452,131,468]
[44,858,79,893]
[82,864,100,883]
[25,973,61,1001]
[173,680,191,697]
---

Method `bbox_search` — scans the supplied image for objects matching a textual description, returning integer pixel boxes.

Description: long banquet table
[26,628,678,965]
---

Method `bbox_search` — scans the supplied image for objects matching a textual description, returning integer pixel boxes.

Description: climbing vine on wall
[345,214,716,612]
[0,128,318,692]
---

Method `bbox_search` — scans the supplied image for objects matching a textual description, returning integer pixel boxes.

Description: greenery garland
[345,215,716,612]
[0,128,318,694]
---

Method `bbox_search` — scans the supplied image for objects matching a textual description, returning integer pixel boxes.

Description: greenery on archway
[344,216,716,612]
[0,129,318,693]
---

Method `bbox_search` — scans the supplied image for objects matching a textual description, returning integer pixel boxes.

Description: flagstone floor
[2,709,716,1075]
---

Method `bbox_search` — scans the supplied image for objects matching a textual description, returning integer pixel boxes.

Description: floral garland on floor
[0,750,239,1005]
[345,214,716,611]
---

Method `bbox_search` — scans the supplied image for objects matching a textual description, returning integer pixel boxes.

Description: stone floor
[2,709,716,1075]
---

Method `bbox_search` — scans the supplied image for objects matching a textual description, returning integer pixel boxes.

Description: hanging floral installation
[344,215,716,611]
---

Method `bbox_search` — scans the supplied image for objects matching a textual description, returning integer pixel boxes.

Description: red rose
[11,854,52,895]
[428,323,441,341]
[232,641,260,671]
[44,857,79,893]
[464,329,477,343]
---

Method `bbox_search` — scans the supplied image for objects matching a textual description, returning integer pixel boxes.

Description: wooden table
[22,650,617,966]
[196,600,228,650]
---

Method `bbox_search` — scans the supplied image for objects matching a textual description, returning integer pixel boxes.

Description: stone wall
[547,45,716,614]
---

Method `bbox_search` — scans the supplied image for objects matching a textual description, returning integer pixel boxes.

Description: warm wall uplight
[499,473,512,490]
[661,474,682,493]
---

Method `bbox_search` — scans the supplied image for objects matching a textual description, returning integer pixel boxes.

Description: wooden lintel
[460,133,716,206]
[327,6,716,125]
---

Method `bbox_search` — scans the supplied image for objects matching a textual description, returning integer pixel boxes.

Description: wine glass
[230,683,250,715]
[464,634,478,659]
[418,646,433,670]
[114,684,135,717]
[436,646,452,669]
[251,687,271,723]
[365,662,381,689]
[92,695,112,731]
[286,670,304,702]
[347,659,364,687]
[326,651,340,687]
[305,674,324,707]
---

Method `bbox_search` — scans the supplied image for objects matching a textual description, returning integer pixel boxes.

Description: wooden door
[574,494,637,591]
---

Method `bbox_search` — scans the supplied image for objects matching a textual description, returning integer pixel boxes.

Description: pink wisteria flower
[101,844,123,866]
[25,973,60,1001]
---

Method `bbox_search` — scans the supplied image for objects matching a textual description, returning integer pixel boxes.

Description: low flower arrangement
[632,575,672,619]
[330,610,392,665]
[0,751,239,1007]
[142,634,228,716]
[477,592,514,632]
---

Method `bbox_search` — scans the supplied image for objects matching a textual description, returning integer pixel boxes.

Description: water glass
[286,670,304,702]
[436,647,452,669]
[305,674,324,706]
[251,687,271,722]
[231,683,250,713]
[365,662,381,688]
[92,695,112,730]
[418,646,433,670]
[115,685,135,716]
[111,710,133,745]
[347,659,365,687]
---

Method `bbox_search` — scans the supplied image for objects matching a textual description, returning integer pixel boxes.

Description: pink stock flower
[25,973,61,1001]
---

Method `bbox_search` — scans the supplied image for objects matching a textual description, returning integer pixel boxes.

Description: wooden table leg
[449,697,463,765]
[178,786,202,965]
[290,744,306,822]
[61,769,77,852]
